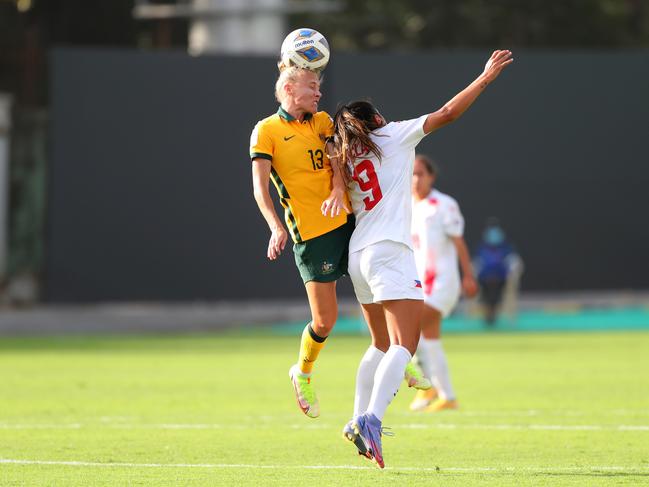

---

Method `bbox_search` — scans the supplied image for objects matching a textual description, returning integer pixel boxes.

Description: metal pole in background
[188,0,286,55]
[133,0,342,55]
[0,93,12,282]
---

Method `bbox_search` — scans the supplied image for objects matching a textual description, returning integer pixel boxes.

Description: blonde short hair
[274,65,320,104]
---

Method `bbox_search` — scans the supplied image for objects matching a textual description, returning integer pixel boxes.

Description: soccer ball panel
[280,28,330,71]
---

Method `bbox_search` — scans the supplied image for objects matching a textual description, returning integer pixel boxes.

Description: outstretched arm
[423,50,513,134]
[252,158,288,260]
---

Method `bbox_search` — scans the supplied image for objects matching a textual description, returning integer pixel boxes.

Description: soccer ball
[280,28,330,72]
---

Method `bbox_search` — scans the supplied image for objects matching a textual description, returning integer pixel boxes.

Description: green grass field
[1,328,648,486]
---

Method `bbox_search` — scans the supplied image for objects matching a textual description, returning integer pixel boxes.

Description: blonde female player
[250,64,351,419]
[333,49,513,468]
[408,155,478,413]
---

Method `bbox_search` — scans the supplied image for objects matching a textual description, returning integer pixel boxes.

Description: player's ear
[284,81,293,97]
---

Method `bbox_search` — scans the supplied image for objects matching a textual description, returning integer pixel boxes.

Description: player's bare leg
[361,303,390,352]
[383,299,423,355]
[304,281,338,339]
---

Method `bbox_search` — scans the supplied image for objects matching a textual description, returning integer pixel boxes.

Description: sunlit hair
[332,101,384,184]
[415,154,439,177]
[275,65,320,104]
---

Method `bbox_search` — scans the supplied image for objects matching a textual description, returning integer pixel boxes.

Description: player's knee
[311,316,336,337]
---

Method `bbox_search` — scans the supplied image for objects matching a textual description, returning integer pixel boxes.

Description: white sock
[366,345,412,422]
[416,337,435,380]
[429,339,456,400]
[353,346,385,417]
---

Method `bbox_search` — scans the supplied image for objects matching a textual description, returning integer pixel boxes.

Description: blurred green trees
[295,0,649,49]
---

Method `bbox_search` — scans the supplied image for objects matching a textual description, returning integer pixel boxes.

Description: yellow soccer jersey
[250,107,348,243]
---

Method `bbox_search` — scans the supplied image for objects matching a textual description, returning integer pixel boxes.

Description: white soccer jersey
[348,114,428,254]
[411,189,465,298]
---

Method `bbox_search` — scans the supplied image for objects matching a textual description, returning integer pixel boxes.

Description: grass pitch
[1,328,648,486]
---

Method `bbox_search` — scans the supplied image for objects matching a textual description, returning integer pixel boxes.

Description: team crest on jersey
[321,261,335,274]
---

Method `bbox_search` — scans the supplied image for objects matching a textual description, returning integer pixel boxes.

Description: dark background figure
[474,218,523,325]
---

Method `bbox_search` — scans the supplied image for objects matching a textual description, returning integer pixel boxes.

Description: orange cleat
[425,398,459,412]
[409,388,438,411]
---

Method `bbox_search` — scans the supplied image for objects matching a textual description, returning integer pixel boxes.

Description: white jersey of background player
[409,154,478,412]
[412,186,464,316]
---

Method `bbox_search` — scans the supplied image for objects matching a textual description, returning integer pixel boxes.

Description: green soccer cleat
[288,364,320,418]
[404,362,432,390]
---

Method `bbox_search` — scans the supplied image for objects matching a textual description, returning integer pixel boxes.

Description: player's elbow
[252,180,267,201]
[439,105,458,124]
[424,106,457,133]
[253,187,266,204]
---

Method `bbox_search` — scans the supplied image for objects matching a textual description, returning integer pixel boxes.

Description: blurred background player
[408,155,478,412]
[250,61,351,419]
[335,49,513,468]
[473,218,524,325]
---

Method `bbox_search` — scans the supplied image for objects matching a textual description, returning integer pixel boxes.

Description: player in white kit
[331,49,513,468]
[408,155,478,413]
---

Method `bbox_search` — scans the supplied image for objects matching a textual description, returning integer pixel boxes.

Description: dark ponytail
[332,101,384,184]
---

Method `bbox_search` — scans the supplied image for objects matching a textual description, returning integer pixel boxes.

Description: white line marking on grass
[0,424,82,429]
[135,424,228,429]
[619,425,649,431]
[1,422,648,432]
[393,409,649,418]
[401,423,649,432]
[294,423,649,432]
[1,459,648,474]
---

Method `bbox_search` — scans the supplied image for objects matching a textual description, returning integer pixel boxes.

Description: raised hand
[482,50,514,83]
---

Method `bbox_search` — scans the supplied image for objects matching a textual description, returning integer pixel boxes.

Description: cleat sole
[343,424,372,460]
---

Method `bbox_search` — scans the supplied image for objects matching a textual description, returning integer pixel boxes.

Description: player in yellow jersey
[250,65,352,418]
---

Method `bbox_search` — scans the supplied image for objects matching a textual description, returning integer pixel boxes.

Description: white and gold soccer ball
[280,28,330,72]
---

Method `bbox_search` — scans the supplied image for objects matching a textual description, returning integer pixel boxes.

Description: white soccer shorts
[424,279,461,318]
[349,240,424,305]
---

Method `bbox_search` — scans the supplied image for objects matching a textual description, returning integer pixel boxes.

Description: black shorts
[479,278,506,307]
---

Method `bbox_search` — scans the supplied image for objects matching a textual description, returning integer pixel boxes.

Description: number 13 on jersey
[352,159,383,210]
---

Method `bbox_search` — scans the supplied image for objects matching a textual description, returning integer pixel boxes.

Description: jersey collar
[277,106,313,122]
